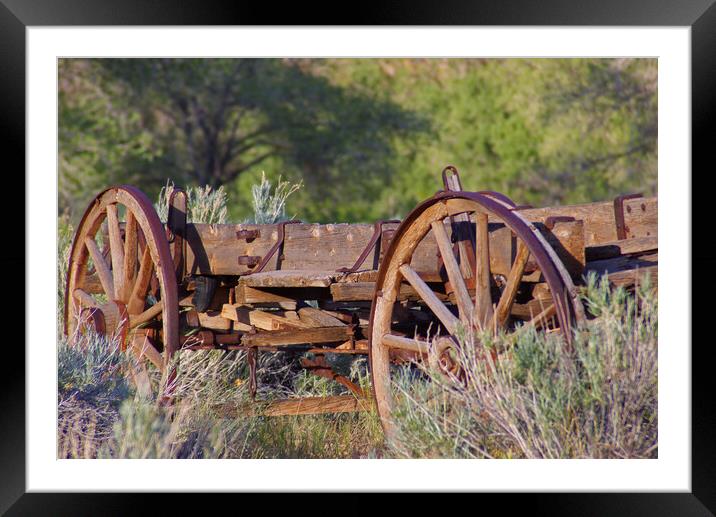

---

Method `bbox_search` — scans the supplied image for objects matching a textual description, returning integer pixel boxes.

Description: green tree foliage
[59,58,656,223]
[59,59,161,215]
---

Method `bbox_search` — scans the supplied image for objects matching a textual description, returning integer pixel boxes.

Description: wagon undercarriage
[64,168,657,430]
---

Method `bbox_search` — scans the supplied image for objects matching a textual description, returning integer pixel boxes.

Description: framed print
[3,0,713,513]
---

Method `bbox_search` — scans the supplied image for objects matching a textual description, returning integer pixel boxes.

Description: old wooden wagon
[63,167,658,433]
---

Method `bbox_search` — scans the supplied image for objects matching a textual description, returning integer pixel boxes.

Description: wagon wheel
[368,191,585,436]
[64,185,179,399]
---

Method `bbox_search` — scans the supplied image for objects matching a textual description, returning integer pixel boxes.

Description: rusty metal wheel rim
[64,185,179,395]
[368,191,585,436]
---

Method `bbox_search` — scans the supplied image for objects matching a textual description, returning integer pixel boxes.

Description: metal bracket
[247,347,257,399]
[613,193,643,240]
[241,220,302,275]
[544,216,576,230]
[442,165,463,191]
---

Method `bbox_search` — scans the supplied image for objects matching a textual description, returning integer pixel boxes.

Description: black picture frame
[3,1,712,513]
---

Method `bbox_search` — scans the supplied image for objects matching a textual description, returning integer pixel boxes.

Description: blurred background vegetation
[59,58,656,224]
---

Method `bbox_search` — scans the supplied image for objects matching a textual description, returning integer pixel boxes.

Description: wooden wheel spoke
[128,247,154,314]
[381,333,429,354]
[130,333,165,372]
[121,211,138,303]
[399,264,459,334]
[129,300,164,329]
[84,236,114,298]
[473,211,494,330]
[431,220,474,325]
[73,288,98,308]
[494,241,531,328]
[106,204,125,300]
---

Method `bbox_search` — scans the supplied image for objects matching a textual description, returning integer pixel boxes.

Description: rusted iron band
[242,220,302,275]
[336,219,401,274]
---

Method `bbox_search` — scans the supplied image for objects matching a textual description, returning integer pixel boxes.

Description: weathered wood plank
[186,222,400,276]
[241,326,362,347]
[330,281,428,302]
[239,270,338,288]
[235,284,305,305]
[186,310,233,331]
[248,310,311,331]
[517,196,657,246]
[622,197,658,240]
[219,304,254,331]
[185,215,588,280]
[297,307,346,327]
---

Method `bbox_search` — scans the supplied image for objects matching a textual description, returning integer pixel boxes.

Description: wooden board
[297,307,346,327]
[517,196,657,246]
[186,222,399,276]
[239,270,338,288]
[329,281,438,302]
[234,284,308,305]
[240,325,364,347]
